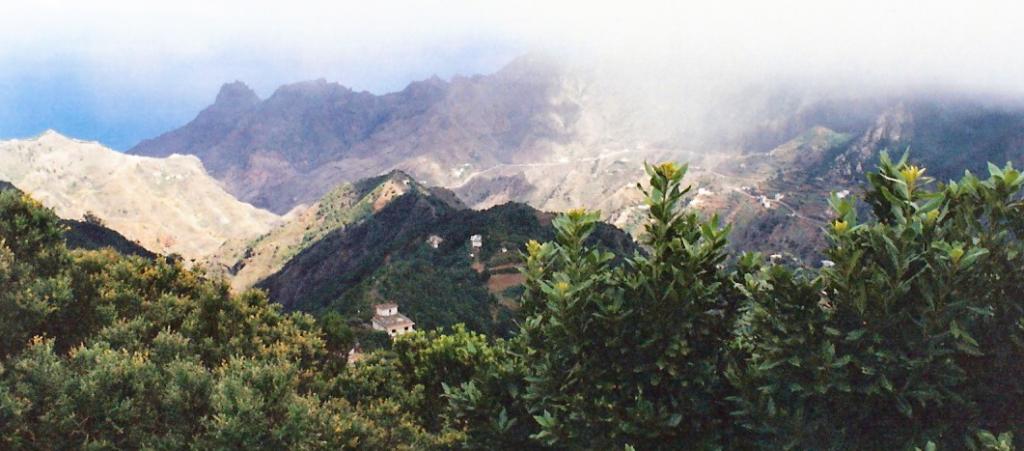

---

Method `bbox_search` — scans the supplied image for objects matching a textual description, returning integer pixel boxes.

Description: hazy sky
[1,0,1022,149]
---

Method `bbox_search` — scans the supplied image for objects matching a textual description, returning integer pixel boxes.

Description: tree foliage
[0,191,448,449]
[2,152,1023,449]
[732,152,1024,448]
[510,163,740,448]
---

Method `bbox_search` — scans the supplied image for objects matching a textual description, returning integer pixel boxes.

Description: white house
[371,302,416,337]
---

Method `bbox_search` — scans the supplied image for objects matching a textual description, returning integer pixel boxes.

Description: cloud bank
[1,0,1022,148]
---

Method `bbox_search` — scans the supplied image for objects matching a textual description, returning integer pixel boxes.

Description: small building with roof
[469,234,483,258]
[371,302,416,337]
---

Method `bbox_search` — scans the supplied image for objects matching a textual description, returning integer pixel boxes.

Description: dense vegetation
[0,190,453,449]
[1,152,1022,449]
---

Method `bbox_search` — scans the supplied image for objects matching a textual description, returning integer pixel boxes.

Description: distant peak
[402,74,448,94]
[214,81,260,108]
[34,129,77,143]
[495,53,562,79]
[349,169,421,198]
[27,129,108,149]
[381,169,421,185]
[279,78,342,92]
[384,168,413,179]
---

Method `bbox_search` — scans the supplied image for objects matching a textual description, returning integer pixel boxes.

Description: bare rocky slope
[0,131,281,259]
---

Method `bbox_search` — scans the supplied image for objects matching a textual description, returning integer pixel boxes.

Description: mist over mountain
[130,55,1024,265]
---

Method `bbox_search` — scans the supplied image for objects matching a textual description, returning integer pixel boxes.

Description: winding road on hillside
[450,148,640,189]
[697,165,826,225]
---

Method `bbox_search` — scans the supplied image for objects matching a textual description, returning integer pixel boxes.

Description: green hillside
[257,186,635,336]
[207,170,457,291]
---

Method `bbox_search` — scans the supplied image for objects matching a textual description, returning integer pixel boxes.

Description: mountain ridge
[129,55,585,213]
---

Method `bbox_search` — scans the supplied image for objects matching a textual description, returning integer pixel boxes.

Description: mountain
[0,131,281,259]
[130,56,636,214]
[241,171,635,334]
[130,55,1024,264]
[0,180,155,258]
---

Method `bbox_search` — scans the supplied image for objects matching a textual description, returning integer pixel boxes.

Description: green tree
[442,337,537,449]
[0,191,73,358]
[515,163,740,448]
[733,152,1024,448]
